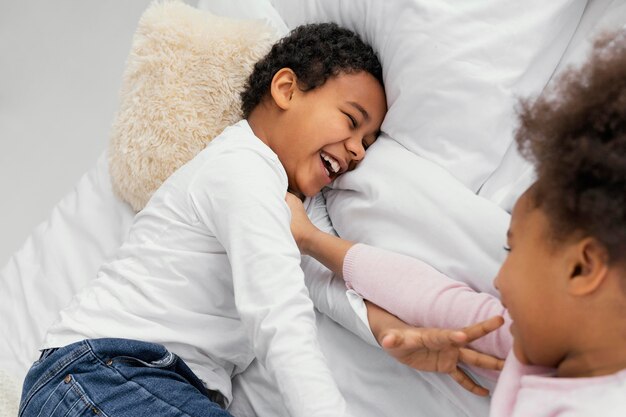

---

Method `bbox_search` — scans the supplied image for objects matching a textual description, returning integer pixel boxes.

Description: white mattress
[2,1,625,416]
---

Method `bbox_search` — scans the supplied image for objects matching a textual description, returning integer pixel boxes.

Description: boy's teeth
[321,152,340,174]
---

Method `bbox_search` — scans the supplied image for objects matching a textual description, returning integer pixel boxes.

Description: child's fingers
[383,328,468,351]
[380,330,404,349]
[381,328,431,350]
[448,367,489,397]
[462,316,505,343]
[459,348,505,371]
[422,328,467,349]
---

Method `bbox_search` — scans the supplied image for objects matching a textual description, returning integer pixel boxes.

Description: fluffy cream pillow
[109,0,278,211]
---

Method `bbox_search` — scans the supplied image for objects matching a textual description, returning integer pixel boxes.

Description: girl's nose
[493,274,501,291]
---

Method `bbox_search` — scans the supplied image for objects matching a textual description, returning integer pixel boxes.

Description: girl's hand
[369,303,505,396]
[285,192,320,254]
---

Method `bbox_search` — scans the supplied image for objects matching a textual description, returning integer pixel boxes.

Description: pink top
[343,244,626,417]
[492,352,626,417]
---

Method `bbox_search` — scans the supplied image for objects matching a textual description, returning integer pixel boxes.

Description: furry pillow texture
[109,0,278,211]
[0,369,18,417]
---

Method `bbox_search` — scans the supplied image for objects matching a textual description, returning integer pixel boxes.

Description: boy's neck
[246,102,273,148]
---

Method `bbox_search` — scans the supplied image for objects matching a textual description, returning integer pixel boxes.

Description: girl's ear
[270,68,297,110]
[568,237,610,296]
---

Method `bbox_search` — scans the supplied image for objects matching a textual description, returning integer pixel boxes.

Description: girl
[288,29,626,416]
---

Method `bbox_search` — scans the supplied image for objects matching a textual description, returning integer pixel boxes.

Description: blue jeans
[19,338,233,417]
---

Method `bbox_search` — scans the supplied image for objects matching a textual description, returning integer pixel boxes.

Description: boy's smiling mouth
[320,150,344,179]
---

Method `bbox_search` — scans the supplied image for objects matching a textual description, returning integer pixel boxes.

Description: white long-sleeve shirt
[44,120,350,417]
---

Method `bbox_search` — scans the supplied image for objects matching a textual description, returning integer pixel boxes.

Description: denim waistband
[37,339,226,407]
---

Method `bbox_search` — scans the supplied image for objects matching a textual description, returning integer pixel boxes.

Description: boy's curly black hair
[240,22,383,118]
[515,30,626,262]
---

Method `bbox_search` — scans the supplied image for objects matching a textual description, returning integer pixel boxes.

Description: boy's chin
[287,188,306,201]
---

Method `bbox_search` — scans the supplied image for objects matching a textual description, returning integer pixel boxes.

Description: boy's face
[494,189,570,368]
[273,71,386,197]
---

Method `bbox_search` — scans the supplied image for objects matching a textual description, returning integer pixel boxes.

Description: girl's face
[270,71,386,197]
[494,190,571,368]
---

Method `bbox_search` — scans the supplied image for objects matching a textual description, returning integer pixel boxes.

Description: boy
[18,23,386,417]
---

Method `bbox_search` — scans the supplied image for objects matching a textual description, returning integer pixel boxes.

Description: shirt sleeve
[188,146,351,417]
[299,194,379,347]
[343,243,512,360]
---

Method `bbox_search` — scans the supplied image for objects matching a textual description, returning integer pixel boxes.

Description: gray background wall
[0,1,166,266]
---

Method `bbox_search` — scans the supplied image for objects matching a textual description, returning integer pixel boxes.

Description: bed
[1,0,624,416]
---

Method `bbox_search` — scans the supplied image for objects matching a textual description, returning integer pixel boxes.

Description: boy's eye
[345,113,357,128]
[503,245,511,252]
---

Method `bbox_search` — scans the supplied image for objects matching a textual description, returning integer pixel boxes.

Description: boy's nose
[346,137,366,162]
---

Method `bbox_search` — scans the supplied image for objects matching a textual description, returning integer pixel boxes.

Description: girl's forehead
[511,190,534,225]
[510,190,551,241]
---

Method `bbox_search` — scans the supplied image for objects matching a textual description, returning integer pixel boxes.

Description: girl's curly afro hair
[515,29,626,262]
[240,22,383,118]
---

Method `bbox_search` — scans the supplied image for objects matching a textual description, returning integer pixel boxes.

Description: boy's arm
[191,152,352,417]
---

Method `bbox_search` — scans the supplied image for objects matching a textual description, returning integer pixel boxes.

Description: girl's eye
[503,245,511,252]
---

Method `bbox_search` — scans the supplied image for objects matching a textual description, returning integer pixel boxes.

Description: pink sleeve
[343,243,512,359]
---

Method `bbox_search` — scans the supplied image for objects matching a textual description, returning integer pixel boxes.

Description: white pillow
[478,0,626,213]
[324,135,510,296]
[270,0,587,191]
[196,0,288,36]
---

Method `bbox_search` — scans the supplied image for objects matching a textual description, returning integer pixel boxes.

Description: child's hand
[285,192,320,254]
[379,316,505,396]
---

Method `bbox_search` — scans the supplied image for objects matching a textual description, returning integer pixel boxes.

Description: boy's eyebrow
[506,229,512,240]
[348,101,370,121]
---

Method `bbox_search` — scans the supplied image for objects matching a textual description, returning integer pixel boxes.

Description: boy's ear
[270,68,298,110]
[567,237,610,296]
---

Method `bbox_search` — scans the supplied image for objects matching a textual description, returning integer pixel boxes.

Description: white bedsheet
[0,154,135,380]
[0,154,135,417]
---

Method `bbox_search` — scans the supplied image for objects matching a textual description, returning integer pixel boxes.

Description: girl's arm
[288,192,353,277]
[287,193,512,360]
[344,244,512,359]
